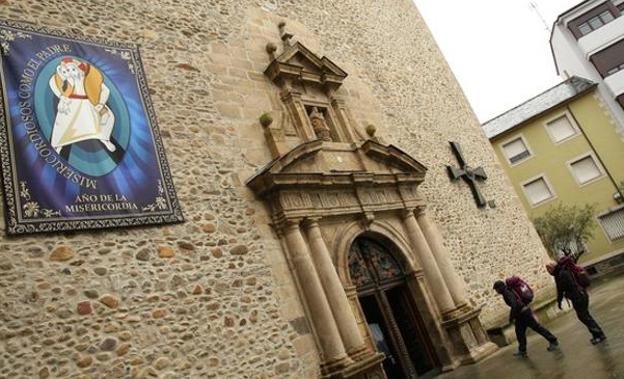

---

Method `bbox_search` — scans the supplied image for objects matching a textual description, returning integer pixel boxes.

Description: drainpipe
[566,105,624,203]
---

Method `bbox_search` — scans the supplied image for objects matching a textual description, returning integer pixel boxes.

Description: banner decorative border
[0,20,184,235]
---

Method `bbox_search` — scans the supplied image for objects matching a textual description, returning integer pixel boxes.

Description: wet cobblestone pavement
[440,274,624,379]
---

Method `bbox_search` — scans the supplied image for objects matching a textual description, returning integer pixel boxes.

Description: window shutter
[502,138,529,163]
[523,178,552,205]
[547,116,576,142]
[571,156,601,184]
[599,208,624,241]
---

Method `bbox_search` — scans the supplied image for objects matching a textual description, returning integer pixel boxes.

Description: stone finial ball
[366,124,376,137]
[259,112,273,127]
[266,42,277,55]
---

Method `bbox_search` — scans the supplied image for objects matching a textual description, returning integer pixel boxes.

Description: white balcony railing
[604,69,624,96]
[578,16,624,57]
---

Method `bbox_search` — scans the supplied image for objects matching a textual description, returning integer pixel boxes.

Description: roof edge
[485,81,597,140]
[482,76,595,126]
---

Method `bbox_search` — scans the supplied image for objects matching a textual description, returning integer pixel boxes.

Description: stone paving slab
[439,274,624,379]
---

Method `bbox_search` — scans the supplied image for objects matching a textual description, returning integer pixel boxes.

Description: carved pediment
[246,139,427,197]
[360,141,428,174]
[265,42,348,90]
[251,23,427,223]
[261,34,358,156]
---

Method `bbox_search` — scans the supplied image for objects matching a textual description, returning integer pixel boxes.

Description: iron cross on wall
[446,141,489,208]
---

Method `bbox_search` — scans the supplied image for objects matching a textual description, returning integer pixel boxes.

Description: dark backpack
[560,257,591,288]
[575,270,591,288]
[506,276,534,305]
[569,265,591,288]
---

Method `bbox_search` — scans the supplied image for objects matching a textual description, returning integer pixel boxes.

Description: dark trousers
[572,293,605,339]
[515,310,557,353]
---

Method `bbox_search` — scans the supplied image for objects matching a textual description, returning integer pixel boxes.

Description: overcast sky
[412,0,581,123]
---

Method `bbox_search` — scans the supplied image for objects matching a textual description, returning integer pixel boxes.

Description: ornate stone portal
[248,26,496,379]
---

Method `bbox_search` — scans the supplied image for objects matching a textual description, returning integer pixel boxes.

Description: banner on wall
[0,20,183,234]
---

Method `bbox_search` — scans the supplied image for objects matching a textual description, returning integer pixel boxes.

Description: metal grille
[599,208,624,241]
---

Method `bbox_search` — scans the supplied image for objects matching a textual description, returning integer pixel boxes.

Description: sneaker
[590,336,607,345]
[513,351,528,358]
[547,341,559,351]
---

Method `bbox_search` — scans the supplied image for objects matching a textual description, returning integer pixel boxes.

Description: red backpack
[506,276,534,305]
[559,256,591,288]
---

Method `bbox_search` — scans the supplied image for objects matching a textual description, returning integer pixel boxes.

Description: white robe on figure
[48,58,116,153]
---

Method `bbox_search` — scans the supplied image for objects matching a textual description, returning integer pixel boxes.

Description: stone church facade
[0,1,554,378]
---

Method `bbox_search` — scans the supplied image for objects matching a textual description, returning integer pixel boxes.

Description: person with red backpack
[546,256,606,344]
[493,277,559,357]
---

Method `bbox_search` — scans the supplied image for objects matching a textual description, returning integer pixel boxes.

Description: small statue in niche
[309,107,332,141]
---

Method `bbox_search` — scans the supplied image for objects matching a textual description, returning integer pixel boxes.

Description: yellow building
[483,76,624,276]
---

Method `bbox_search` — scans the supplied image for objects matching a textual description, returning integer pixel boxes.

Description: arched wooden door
[349,237,439,379]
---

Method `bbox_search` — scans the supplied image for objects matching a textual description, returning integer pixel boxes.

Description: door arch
[349,236,439,379]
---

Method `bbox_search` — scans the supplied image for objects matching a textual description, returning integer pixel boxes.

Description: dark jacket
[500,287,528,321]
[554,266,585,305]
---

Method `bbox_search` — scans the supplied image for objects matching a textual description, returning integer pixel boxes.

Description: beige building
[484,77,624,276]
[0,1,555,378]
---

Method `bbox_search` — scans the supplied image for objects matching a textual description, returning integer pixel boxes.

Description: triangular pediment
[247,139,428,196]
[360,140,428,174]
[276,42,348,77]
[265,42,348,89]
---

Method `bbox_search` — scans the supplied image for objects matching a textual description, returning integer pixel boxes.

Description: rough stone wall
[0,1,311,378]
[0,0,553,378]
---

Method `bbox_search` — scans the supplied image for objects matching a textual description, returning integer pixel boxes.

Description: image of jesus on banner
[48,57,116,153]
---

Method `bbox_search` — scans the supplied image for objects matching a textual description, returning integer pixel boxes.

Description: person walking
[493,279,559,357]
[546,257,606,345]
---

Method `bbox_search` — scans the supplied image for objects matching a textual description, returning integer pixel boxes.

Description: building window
[590,39,624,78]
[569,155,604,185]
[607,63,624,76]
[578,23,592,35]
[578,10,616,36]
[545,114,578,143]
[501,137,531,165]
[523,177,554,206]
[598,207,624,241]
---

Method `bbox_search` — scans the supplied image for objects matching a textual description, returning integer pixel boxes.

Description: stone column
[303,219,369,359]
[416,208,468,308]
[330,96,357,142]
[401,210,456,314]
[282,221,352,369]
[281,89,315,140]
